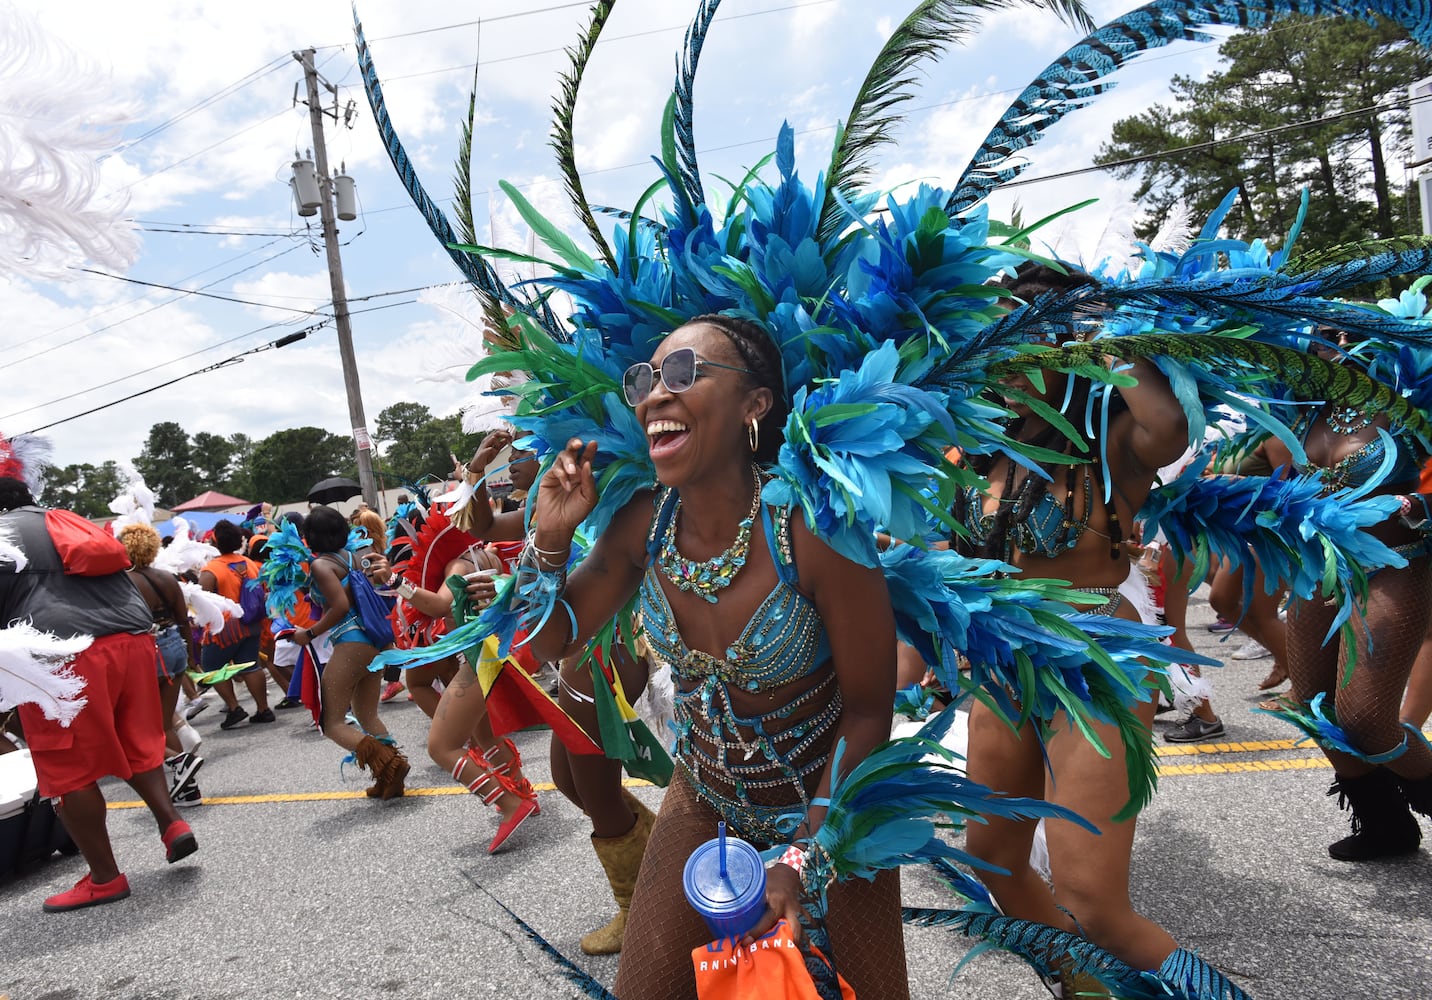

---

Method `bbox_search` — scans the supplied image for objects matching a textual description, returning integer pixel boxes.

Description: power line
[6,285,442,425]
[1002,90,1431,191]
[2,242,310,368]
[3,237,293,351]
[103,56,291,159]
[353,1,597,44]
[375,0,837,84]
[20,323,326,435]
[113,106,291,193]
[73,268,323,316]
[136,225,304,237]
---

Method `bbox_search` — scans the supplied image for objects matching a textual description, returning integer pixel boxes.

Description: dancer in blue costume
[354,0,1432,996]
[1262,305,1432,860]
[955,264,1194,995]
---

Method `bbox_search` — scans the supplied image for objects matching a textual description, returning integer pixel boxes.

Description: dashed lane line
[107,739,1370,808]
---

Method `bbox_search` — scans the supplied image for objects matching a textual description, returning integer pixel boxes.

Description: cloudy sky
[5,0,1228,476]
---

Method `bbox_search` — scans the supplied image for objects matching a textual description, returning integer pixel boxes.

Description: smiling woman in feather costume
[355,0,1432,995]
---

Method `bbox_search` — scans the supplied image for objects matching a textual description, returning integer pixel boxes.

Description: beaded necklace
[657,465,762,603]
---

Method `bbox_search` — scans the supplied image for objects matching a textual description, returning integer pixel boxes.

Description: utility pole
[294,47,377,509]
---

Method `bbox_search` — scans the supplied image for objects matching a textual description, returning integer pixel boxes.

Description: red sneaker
[43,872,131,912]
[380,681,405,703]
[162,819,198,864]
[488,797,540,854]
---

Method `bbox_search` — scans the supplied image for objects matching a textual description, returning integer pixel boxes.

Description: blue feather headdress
[354,0,1432,917]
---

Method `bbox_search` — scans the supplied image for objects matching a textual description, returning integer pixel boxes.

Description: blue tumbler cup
[683,822,768,940]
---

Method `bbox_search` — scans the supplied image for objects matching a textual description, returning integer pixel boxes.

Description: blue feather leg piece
[1256,691,1410,763]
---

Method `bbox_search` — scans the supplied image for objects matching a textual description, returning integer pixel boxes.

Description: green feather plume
[453,66,481,250]
[549,0,617,272]
[817,0,1093,245]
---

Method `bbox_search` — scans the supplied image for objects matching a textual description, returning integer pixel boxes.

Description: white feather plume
[1150,201,1196,255]
[0,520,26,572]
[107,463,156,535]
[0,3,138,277]
[153,517,217,576]
[0,432,53,497]
[0,621,90,725]
[180,579,240,635]
[1168,662,1214,714]
[413,284,492,386]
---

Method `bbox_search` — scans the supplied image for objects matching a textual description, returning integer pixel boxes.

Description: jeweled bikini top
[640,489,831,693]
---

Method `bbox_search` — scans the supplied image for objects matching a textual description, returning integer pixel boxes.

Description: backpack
[317,553,394,648]
[228,559,266,624]
[44,508,131,576]
[347,564,396,648]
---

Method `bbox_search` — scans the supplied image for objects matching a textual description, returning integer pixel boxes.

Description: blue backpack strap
[645,488,679,565]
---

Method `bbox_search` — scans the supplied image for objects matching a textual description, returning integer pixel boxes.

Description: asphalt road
[3,587,1431,1000]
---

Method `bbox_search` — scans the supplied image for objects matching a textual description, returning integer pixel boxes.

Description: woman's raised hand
[535,438,599,544]
[461,429,514,480]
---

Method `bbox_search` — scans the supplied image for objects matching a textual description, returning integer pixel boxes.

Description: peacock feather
[670,0,721,217]
[948,0,1432,216]
[355,12,532,339]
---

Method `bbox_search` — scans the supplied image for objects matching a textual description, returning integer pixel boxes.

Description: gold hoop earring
[747,419,759,454]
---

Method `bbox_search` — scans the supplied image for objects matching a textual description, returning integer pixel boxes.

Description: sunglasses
[621,347,755,407]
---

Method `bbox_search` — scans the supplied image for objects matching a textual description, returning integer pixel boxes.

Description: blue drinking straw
[718,821,728,879]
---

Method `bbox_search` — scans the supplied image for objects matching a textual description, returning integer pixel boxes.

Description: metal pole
[295,47,378,508]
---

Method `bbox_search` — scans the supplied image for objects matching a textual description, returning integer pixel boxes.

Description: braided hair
[687,312,789,464]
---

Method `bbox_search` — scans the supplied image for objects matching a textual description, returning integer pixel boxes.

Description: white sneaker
[1231,638,1272,660]
[182,696,210,720]
[177,722,203,754]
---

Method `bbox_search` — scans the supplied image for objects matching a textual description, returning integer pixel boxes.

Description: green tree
[249,427,355,504]
[40,461,126,518]
[191,432,234,489]
[133,421,199,508]
[1095,16,1432,251]
[226,432,256,499]
[379,408,481,486]
[375,402,433,448]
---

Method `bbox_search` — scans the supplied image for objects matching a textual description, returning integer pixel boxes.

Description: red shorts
[18,632,166,798]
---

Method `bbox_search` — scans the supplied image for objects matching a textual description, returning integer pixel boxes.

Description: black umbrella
[307,476,363,505]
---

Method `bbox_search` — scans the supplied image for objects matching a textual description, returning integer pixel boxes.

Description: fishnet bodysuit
[1287,554,1432,779]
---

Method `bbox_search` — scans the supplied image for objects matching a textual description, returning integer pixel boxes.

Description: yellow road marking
[107,779,652,810]
[107,731,1429,809]
[1155,738,1305,756]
